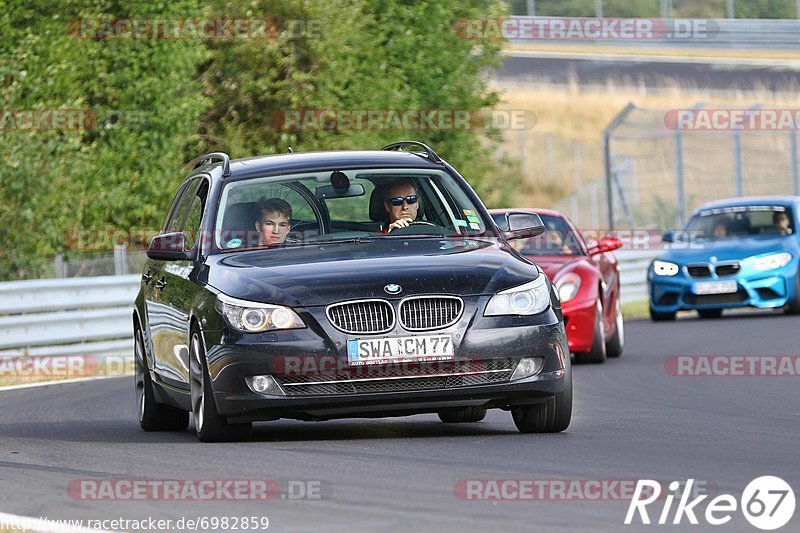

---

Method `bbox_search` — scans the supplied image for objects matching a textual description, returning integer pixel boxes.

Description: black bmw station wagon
[133,142,572,441]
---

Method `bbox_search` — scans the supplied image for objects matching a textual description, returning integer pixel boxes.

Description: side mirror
[147,232,194,261]
[662,230,675,243]
[589,236,623,255]
[503,212,545,240]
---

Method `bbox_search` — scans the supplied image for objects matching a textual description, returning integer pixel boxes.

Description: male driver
[774,211,792,235]
[382,180,419,233]
[255,198,292,246]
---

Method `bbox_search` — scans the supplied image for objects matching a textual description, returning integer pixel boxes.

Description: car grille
[714,262,740,277]
[686,262,741,278]
[326,300,395,334]
[399,296,463,331]
[275,359,517,396]
[686,264,712,278]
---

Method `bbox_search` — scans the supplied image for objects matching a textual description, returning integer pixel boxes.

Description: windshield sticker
[226,238,243,248]
[462,209,476,217]
[467,215,480,224]
[469,222,481,230]
[454,219,468,227]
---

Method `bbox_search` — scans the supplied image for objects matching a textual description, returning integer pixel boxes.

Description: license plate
[347,335,454,366]
[693,281,738,295]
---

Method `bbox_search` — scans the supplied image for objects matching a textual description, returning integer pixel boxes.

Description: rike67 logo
[626,477,795,530]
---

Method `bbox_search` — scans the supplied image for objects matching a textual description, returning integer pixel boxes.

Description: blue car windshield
[684,205,794,240]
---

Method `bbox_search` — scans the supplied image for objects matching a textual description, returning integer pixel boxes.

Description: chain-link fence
[49,246,147,279]
[555,103,800,232]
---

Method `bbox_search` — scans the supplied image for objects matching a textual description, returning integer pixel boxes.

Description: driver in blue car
[382,180,419,233]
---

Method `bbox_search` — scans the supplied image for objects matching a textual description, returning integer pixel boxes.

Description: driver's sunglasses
[387,195,418,207]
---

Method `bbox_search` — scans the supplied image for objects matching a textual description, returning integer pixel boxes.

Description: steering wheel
[387,220,450,235]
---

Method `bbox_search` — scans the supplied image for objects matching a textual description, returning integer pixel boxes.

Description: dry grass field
[492,79,799,213]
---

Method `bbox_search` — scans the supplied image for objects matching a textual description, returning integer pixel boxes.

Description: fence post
[573,141,582,226]
[674,130,686,228]
[595,0,603,18]
[545,134,553,181]
[54,254,67,278]
[114,245,128,276]
[733,132,744,196]
[604,102,636,231]
[791,129,799,196]
[726,0,735,18]
[526,0,535,16]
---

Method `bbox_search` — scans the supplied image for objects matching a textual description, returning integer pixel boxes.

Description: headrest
[369,186,388,223]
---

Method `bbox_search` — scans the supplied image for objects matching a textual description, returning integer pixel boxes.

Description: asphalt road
[497,52,800,91]
[1,311,799,532]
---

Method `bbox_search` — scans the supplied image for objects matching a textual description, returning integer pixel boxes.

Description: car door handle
[155,278,167,290]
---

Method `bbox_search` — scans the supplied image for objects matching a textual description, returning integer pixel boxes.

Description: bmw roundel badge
[384,283,402,295]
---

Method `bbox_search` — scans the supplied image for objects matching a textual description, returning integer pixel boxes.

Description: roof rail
[381,141,442,164]
[193,152,231,177]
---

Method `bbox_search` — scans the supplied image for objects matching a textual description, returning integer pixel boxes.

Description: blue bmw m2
[648,196,800,320]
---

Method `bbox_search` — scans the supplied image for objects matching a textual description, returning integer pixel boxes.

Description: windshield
[683,205,794,240]
[492,213,584,256]
[213,168,492,251]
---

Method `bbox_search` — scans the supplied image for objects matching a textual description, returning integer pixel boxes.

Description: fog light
[246,375,284,395]
[511,357,545,380]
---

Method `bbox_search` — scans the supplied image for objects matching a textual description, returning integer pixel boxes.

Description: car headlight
[555,272,581,303]
[652,260,680,277]
[485,275,551,316]
[215,294,306,333]
[752,252,792,271]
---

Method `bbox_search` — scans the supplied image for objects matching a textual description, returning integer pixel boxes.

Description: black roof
[217,150,444,181]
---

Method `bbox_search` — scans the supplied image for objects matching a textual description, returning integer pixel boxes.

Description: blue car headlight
[485,275,550,316]
[750,252,792,272]
[652,260,680,277]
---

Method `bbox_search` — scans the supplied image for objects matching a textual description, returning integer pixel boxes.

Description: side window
[183,181,208,249]
[164,178,200,234]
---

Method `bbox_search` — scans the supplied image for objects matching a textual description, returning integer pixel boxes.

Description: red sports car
[491,208,624,363]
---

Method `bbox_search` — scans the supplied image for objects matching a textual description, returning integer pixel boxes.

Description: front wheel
[134,327,189,432]
[650,307,676,321]
[574,300,607,364]
[190,331,252,442]
[512,368,572,433]
[785,275,800,315]
[605,297,624,358]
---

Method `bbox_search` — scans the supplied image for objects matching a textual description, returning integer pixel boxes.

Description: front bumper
[648,265,798,313]
[200,299,569,422]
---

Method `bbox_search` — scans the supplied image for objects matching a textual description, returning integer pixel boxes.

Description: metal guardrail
[0,275,139,357]
[507,18,800,50]
[0,252,660,358]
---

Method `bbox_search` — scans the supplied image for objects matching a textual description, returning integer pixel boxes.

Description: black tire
[437,407,487,423]
[134,327,189,432]
[698,309,723,319]
[574,300,607,364]
[785,275,800,315]
[649,307,676,321]
[190,330,252,442]
[605,297,624,358]
[512,366,572,433]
